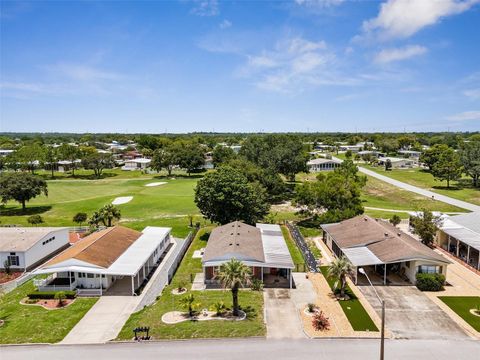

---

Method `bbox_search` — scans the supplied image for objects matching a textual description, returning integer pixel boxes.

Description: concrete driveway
[358,285,469,339]
[61,296,140,344]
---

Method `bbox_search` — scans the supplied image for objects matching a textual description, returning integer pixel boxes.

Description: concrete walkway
[61,296,140,344]
[358,167,480,212]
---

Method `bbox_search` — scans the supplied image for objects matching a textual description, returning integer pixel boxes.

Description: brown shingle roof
[46,226,142,268]
[202,221,265,263]
[322,215,448,264]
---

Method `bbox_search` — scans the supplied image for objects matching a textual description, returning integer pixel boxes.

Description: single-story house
[377,157,414,169]
[0,149,14,157]
[122,158,151,170]
[307,157,342,172]
[321,215,450,285]
[202,222,295,288]
[358,150,384,158]
[436,211,480,270]
[398,150,422,160]
[339,145,363,153]
[33,225,172,296]
[0,227,70,271]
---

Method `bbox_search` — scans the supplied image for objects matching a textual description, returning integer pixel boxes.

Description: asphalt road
[1,338,479,360]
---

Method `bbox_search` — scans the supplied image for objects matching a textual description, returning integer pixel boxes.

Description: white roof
[441,212,480,251]
[342,247,384,266]
[256,224,295,269]
[307,158,342,165]
[0,227,68,252]
[379,157,410,163]
[107,227,171,275]
[126,158,151,164]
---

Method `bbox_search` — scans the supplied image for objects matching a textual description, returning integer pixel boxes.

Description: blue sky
[1,0,479,133]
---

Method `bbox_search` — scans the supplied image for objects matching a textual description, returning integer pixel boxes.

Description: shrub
[27,215,44,225]
[28,290,76,300]
[250,277,264,291]
[307,303,317,313]
[55,291,66,306]
[416,273,445,291]
[210,301,226,316]
[312,311,330,331]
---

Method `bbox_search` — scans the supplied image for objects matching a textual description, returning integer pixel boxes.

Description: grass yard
[363,165,480,206]
[438,296,480,332]
[319,266,378,332]
[0,173,200,237]
[0,281,98,344]
[116,227,266,340]
[281,225,306,268]
[362,175,466,213]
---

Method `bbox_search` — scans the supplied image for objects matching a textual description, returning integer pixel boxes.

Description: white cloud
[464,88,480,100]
[361,0,479,40]
[0,82,46,93]
[50,63,122,82]
[219,19,232,29]
[374,45,427,64]
[446,110,480,121]
[190,0,219,17]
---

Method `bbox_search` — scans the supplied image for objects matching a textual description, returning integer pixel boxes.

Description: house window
[405,261,410,268]
[87,273,94,278]
[418,265,440,274]
[7,255,19,266]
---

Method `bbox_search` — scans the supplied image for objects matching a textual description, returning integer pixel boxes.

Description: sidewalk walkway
[61,296,140,344]
[358,167,480,212]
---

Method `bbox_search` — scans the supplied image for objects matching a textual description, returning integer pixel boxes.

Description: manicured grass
[363,209,409,220]
[298,226,322,238]
[438,296,480,332]
[0,174,199,237]
[319,266,378,332]
[281,225,306,268]
[362,175,466,213]
[116,227,265,340]
[0,281,98,344]
[363,165,480,206]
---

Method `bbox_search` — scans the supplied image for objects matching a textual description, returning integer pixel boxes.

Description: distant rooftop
[0,227,68,252]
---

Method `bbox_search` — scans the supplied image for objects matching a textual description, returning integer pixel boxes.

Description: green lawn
[363,165,480,206]
[116,227,265,340]
[0,281,98,344]
[0,172,200,237]
[439,296,480,332]
[319,266,378,332]
[281,225,306,268]
[362,175,466,213]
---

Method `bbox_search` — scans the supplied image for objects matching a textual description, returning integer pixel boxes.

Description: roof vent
[397,233,401,237]
[384,232,389,237]
[364,217,368,221]
[229,243,233,246]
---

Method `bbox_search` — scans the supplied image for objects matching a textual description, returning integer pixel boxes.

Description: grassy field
[0,171,200,237]
[439,296,480,332]
[0,281,98,344]
[362,165,480,206]
[116,227,266,340]
[320,266,378,332]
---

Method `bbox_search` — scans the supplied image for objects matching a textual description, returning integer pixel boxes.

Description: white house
[122,158,151,171]
[398,150,422,163]
[0,149,14,157]
[307,157,342,172]
[33,226,172,296]
[0,227,70,271]
[377,157,414,169]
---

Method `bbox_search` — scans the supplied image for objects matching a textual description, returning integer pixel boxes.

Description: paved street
[358,167,480,212]
[2,339,479,360]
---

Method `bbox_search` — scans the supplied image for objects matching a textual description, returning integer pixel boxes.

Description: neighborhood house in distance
[321,215,450,285]
[0,227,70,271]
[202,222,295,288]
[33,226,172,296]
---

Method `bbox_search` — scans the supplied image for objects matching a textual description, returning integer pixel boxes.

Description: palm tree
[216,258,252,316]
[327,256,355,298]
[99,204,121,227]
[179,293,200,317]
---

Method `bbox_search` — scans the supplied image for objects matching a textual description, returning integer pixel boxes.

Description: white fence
[0,272,36,294]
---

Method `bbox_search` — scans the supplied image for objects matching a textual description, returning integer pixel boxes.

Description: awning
[342,247,384,267]
[442,227,480,252]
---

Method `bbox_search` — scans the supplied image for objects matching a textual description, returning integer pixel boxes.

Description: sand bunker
[112,196,133,205]
[145,182,167,187]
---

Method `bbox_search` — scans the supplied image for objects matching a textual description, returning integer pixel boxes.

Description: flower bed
[0,272,23,285]
[20,298,76,310]
[162,310,246,324]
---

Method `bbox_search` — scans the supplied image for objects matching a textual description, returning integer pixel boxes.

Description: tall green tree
[81,152,115,178]
[175,142,205,176]
[431,147,462,188]
[15,144,45,174]
[194,166,269,224]
[58,144,80,177]
[216,259,252,316]
[212,145,236,168]
[98,204,121,227]
[420,144,449,170]
[411,210,443,246]
[0,173,48,211]
[460,141,480,187]
[44,146,59,178]
[151,146,175,175]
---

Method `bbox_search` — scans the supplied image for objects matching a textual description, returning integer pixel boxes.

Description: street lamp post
[358,267,385,360]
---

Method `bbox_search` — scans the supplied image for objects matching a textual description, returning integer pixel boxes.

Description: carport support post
[383,265,386,285]
[131,276,134,295]
[289,269,292,289]
[380,299,385,360]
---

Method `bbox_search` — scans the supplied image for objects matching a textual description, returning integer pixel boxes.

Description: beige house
[321,215,450,285]
[307,158,342,172]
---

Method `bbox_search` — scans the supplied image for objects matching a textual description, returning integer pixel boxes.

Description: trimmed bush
[28,290,76,300]
[416,273,445,291]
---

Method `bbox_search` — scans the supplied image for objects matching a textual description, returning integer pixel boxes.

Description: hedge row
[416,273,445,291]
[27,290,77,299]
